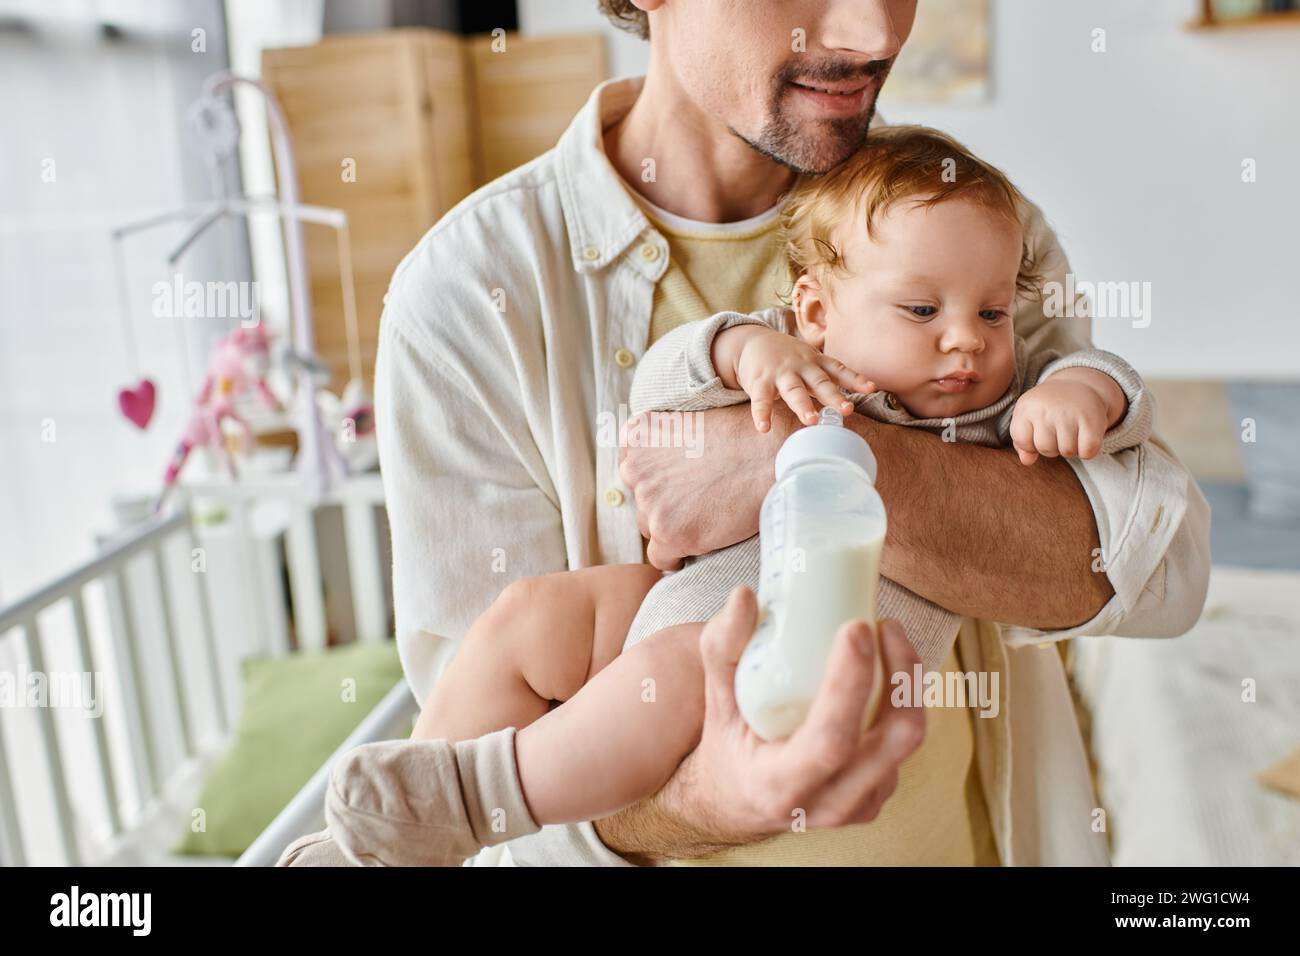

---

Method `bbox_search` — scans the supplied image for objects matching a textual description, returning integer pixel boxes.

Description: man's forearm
[593,795,736,865]
[848,412,1113,629]
[593,755,743,864]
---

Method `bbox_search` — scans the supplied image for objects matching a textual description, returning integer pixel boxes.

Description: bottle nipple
[819,407,844,428]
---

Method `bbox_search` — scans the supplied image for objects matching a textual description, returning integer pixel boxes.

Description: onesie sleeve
[629,307,790,415]
[1000,346,1154,454]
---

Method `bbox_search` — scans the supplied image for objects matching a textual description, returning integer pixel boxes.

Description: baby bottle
[735,407,888,741]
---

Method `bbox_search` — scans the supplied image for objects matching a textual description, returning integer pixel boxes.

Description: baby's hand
[715,326,874,432]
[1009,368,1126,465]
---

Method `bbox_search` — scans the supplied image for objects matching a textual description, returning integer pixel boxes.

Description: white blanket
[1072,565,1300,866]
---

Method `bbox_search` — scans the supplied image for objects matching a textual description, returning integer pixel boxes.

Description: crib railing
[0,508,225,866]
[0,471,399,867]
[179,471,391,651]
[235,679,418,866]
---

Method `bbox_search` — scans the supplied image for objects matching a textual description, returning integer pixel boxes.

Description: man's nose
[819,0,909,63]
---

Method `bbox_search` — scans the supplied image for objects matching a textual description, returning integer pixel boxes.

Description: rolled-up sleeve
[1036,348,1154,454]
[1000,199,1212,646]
[629,308,788,415]
[1002,433,1212,645]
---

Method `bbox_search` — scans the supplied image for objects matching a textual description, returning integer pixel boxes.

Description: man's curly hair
[597,0,650,39]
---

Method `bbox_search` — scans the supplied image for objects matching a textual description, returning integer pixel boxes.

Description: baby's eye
[907,305,938,318]
[979,309,1007,322]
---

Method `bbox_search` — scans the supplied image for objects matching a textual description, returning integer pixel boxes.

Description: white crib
[0,472,417,867]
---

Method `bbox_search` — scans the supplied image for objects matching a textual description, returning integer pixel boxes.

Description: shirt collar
[555,77,665,277]
[553,78,888,278]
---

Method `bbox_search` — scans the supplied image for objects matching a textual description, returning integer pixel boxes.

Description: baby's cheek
[986,352,1018,396]
[830,342,904,390]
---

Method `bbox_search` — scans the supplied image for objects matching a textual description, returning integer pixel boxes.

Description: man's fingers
[819,711,920,825]
[860,767,901,819]
[821,624,925,811]
[633,496,651,539]
[699,587,758,725]
[793,618,880,773]
[820,680,925,823]
[616,412,641,452]
[876,619,920,687]
[840,767,901,826]
[866,619,926,757]
[796,619,922,825]
[645,538,684,572]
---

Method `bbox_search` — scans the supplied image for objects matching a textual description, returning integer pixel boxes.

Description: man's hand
[620,405,796,569]
[712,325,872,432]
[626,402,1111,625]
[595,587,926,862]
[1009,368,1127,466]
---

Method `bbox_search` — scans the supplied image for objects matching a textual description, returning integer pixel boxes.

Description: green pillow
[175,640,406,857]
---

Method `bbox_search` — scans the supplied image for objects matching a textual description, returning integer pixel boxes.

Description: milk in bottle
[734,408,888,741]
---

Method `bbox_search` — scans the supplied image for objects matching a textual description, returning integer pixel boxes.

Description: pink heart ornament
[119,378,157,430]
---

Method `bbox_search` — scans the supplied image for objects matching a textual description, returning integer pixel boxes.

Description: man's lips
[787,77,876,116]
[792,77,873,95]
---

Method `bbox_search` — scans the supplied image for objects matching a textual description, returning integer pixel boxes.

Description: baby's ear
[792,274,829,348]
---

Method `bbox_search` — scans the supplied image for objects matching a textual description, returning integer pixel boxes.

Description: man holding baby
[364,0,1209,866]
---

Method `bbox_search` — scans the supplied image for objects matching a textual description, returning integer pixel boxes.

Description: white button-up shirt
[374,78,1211,866]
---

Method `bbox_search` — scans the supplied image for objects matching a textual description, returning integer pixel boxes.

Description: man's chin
[747,99,879,175]
[803,124,876,172]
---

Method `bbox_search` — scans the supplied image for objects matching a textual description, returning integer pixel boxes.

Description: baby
[414,125,1151,827]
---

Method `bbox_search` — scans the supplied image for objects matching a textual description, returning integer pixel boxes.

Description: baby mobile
[110,71,376,514]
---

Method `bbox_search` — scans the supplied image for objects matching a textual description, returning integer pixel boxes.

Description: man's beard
[734,57,894,175]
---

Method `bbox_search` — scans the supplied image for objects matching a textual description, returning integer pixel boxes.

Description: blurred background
[0,0,1296,868]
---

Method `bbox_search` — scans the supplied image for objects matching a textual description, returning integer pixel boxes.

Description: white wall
[0,2,235,604]
[0,0,238,863]
[519,0,651,78]
[520,0,1300,380]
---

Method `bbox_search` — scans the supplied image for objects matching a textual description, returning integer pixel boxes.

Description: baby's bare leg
[515,623,707,825]
[413,564,662,743]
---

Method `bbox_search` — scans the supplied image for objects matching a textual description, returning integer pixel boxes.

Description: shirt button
[583,246,600,261]
[638,243,660,262]
[603,487,625,507]
[614,348,635,369]
[884,393,901,411]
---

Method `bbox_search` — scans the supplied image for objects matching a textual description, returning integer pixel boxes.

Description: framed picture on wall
[1191,0,1300,29]
[882,0,990,104]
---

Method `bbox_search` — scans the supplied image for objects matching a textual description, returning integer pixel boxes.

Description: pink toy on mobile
[154,324,281,512]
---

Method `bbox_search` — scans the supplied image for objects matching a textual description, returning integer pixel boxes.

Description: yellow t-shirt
[637,197,793,347]
[669,644,996,866]
[635,193,999,866]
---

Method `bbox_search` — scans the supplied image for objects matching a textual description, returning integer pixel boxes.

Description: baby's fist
[1009,376,1113,465]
